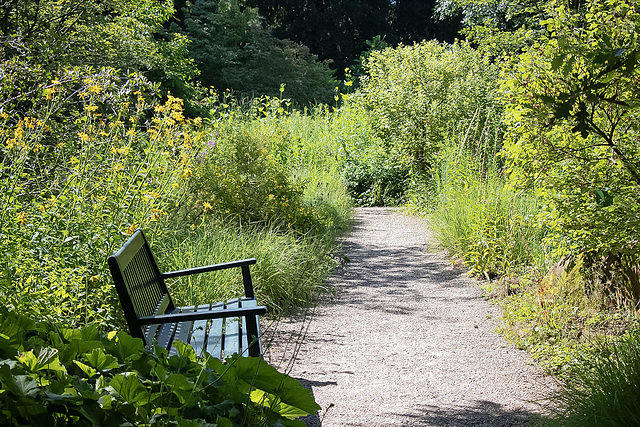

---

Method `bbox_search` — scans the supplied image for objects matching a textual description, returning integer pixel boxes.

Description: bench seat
[108,229,266,358]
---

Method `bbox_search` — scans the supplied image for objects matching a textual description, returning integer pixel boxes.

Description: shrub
[0,309,319,426]
[359,40,500,173]
[188,125,320,234]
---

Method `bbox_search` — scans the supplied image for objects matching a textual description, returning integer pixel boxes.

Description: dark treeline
[242,0,462,75]
[168,0,462,97]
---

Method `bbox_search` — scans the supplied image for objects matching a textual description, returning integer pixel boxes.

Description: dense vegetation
[2,0,640,424]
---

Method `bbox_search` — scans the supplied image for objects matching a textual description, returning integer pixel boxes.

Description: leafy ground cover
[0,309,318,426]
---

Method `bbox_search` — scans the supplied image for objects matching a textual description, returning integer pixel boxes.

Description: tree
[174,0,336,105]
[393,0,460,44]
[501,0,640,296]
[245,0,393,76]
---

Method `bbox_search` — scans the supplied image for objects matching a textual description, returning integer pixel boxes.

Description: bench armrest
[161,258,257,279]
[138,305,267,325]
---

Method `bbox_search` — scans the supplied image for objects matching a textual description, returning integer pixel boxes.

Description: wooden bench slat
[156,321,177,350]
[169,305,195,356]
[190,304,212,357]
[224,299,240,358]
[206,302,225,359]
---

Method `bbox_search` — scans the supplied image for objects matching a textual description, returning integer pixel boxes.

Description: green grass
[415,146,547,279]
[538,332,640,427]
[161,222,341,315]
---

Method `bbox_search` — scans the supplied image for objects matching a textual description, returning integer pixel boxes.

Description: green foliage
[501,0,640,298]
[425,147,546,279]
[0,66,202,329]
[336,103,410,206]
[174,0,336,106]
[0,0,197,95]
[497,255,640,374]
[359,40,499,173]
[0,309,319,426]
[189,126,318,233]
[538,332,640,426]
[435,0,542,56]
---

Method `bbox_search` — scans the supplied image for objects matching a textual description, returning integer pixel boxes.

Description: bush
[359,40,500,173]
[0,309,319,426]
[188,126,319,234]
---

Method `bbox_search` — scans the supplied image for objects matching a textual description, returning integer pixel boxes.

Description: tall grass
[417,144,547,279]
[539,332,640,427]
[161,222,336,314]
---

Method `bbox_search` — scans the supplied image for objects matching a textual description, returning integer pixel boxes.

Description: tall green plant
[359,40,500,172]
[0,309,319,426]
[0,67,200,329]
[501,0,640,300]
[540,332,640,426]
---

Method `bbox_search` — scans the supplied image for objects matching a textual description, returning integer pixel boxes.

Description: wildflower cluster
[0,67,201,328]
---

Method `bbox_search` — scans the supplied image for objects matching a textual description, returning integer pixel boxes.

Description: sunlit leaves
[501,0,640,267]
[0,310,318,425]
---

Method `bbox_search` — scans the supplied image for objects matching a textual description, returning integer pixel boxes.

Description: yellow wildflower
[89,84,101,94]
[181,168,193,179]
[125,223,137,235]
[85,105,98,112]
[151,209,167,221]
[17,212,27,225]
[44,87,56,99]
[203,201,212,211]
[78,132,90,142]
[126,129,136,137]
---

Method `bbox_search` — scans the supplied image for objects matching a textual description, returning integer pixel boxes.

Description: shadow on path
[263,208,553,427]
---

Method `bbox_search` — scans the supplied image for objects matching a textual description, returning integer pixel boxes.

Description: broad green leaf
[18,348,66,373]
[165,372,195,403]
[83,347,120,371]
[0,365,39,398]
[109,373,151,405]
[110,331,144,362]
[74,360,98,378]
[226,355,320,417]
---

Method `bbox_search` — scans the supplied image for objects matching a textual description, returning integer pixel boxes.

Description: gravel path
[262,207,555,426]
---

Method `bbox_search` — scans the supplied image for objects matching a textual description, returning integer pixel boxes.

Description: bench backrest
[108,229,174,341]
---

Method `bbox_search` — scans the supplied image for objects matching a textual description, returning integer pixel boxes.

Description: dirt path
[261,207,555,426]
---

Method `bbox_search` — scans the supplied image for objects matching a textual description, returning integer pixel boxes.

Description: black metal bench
[108,229,266,358]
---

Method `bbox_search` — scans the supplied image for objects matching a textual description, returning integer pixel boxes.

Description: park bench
[108,229,266,359]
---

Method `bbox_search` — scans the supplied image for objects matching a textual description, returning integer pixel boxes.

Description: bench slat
[205,302,225,359]
[224,299,240,358]
[169,305,195,356]
[155,320,176,350]
[190,304,212,357]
